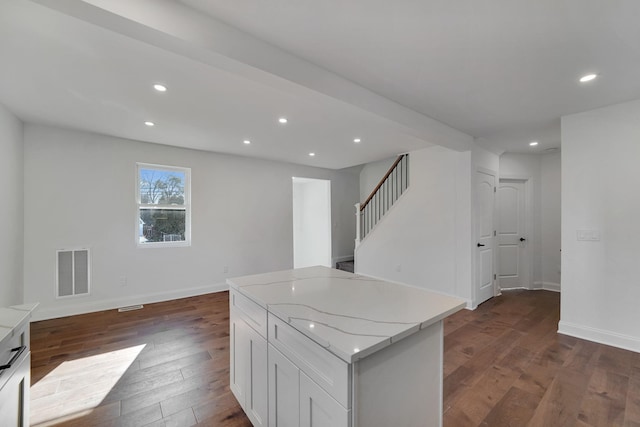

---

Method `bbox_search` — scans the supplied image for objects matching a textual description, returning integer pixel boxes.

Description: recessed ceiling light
[153,84,167,92]
[579,73,597,83]
[243,140,251,145]
[309,152,315,157]
[278,117,288,124]
[144,121,155,127]
[354,138,361,143]
[529,141,538,146]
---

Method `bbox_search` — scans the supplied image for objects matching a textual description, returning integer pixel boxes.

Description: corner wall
[560,98,640,352]
[24,124,359,320]
[0,103,23,307]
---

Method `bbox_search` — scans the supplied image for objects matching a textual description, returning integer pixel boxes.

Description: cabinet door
[300,372,349,427]
[246,325,268,427]
[230,313,247,407]
[268,344,299,427]
[0,352,30,427]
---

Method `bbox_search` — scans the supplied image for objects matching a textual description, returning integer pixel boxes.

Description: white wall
[23,124,359,320]
[293,178,331,268]
[355,146,474,305]
[499,152,561,291]
[541,152,561,287]
[560,99,640,352]
[359,156,397,202]
[0,103,23,307]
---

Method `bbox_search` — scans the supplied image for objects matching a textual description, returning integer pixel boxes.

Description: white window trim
[136,162,191,248]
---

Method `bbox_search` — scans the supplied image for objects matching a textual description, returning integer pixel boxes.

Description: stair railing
[355,154,409,247]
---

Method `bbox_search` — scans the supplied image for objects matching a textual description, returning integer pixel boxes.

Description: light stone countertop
[0,303,39,350]
[227,266,465,363]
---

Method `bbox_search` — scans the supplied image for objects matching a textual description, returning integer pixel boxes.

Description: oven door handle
[0,346,26,372]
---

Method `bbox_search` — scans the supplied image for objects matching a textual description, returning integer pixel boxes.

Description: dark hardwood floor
[30,289,640,426]
[443,289,640,427]
[30,292,251,427]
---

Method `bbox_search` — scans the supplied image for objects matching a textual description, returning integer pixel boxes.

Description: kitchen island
[227,266,465,427]
[0,302,38,427]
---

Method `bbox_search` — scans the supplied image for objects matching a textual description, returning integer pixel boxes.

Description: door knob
[477,243,485,247]
[519,237,526,242]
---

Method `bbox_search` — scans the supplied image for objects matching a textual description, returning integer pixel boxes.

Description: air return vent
[57,249,90,297]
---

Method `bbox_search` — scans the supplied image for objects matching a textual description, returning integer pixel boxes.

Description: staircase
[355,154,409,247]
[335,260,354,273]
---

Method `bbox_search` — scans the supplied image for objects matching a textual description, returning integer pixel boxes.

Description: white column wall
[0,103,23,307]
[355,146,475,306]
[560,98,640,352]
[541,152,561,288]
[24,124,358,320]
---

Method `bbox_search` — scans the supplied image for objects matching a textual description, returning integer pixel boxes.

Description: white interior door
[475,170,496,305]
[498,180,529,288]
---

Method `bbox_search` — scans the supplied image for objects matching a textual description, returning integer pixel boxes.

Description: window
[137,163,191,247]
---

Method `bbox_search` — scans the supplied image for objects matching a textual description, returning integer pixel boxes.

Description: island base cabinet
[268,344,299,427]
[230,312,268,427]
[230,316,247,408]
[354,321,443,427]
[300,372,349,427]
[269,344,350,427]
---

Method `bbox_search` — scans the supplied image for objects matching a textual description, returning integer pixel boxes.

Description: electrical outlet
[119,276,127,287]
[395,264,401,272]
[223,266,229,274]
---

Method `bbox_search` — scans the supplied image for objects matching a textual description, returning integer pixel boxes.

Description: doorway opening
[292,177,332,269]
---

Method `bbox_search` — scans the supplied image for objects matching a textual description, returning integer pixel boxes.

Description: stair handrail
[360,154,406,211]
[355,153,409,248]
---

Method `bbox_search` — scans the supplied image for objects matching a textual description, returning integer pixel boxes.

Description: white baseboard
[31,282,229,322]
[533,281,561,292]
[558,320,640,353]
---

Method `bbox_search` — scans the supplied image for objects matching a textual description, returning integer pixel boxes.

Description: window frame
[136,162,191,248]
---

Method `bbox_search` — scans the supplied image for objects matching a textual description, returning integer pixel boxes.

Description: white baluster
[354,203,361,248]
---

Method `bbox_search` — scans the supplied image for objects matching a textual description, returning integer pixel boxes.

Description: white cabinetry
[268,344,298,427]
[229,267,461,427]
[268,344,349,427]
[232,290,350,427]
[299,371,349,427]
[230,290,268,427]
[0,352,30,427]
[0,304,37,427]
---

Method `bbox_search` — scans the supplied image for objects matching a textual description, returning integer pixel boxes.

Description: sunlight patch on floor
[30,344,146,427]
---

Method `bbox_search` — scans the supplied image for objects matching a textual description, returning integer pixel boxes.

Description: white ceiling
[2,1,640,168]
[181,0,640,153]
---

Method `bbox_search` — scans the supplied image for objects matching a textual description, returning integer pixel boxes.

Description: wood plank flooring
[30,289,640,426]
[443,289,640,427]
[30,292,251,427]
